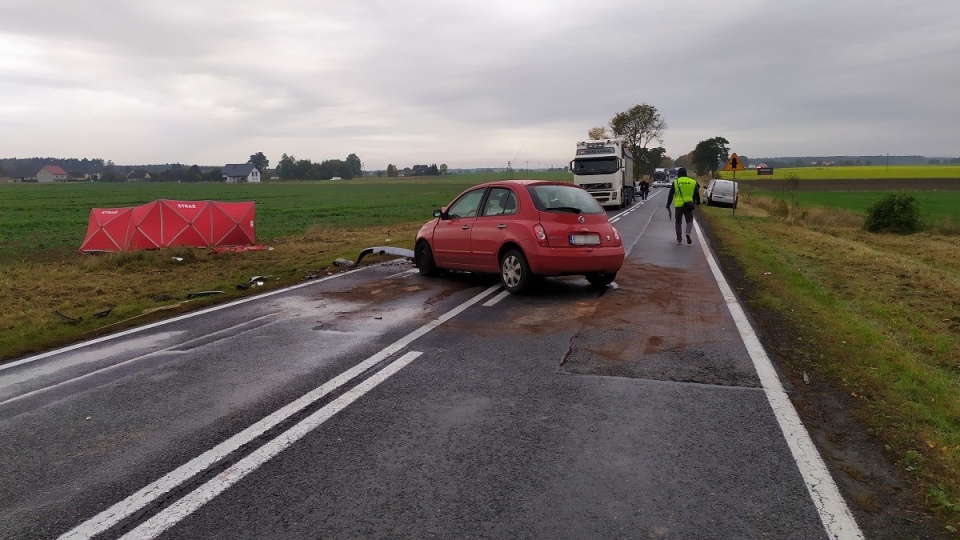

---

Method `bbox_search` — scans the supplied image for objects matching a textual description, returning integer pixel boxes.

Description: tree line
[275,153,362,180]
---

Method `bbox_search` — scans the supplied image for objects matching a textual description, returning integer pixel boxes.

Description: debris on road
[185,290,225,299]
[210,245,274,254]
[355,246,415,266]
[333,258,355,267]
[55,310,82,323]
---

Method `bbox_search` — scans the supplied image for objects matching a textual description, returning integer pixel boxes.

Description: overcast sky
[2,0,958,170]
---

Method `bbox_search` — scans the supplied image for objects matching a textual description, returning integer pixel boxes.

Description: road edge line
[693,220,864,540]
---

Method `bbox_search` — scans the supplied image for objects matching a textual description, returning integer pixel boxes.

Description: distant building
[410,164,430,176]
[222,163,261,183]
[127,170,153,182]
[36,165,68,183]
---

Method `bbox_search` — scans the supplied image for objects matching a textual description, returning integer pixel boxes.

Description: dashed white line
[482,289,510,307]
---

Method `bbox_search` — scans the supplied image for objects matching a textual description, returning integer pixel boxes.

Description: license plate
[569,233,601,246]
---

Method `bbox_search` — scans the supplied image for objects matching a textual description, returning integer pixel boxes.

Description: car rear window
[528,185,605,214]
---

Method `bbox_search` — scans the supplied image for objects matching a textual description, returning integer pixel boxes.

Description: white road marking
[482,289,510,307]
[1,268,370,373]
[0,314,279,408]
[120,351,425,540]
[693,220,864,540]
[58,283,502,540]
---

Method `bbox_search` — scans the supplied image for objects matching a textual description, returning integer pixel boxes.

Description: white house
[222,163,261,183]
[36,165,68,183]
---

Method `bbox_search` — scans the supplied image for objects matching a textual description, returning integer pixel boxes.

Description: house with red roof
[36,165,68,183]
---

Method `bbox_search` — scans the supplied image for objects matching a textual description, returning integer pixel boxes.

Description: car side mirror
[433,208,446,219]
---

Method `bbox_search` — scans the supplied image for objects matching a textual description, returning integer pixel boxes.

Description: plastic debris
[185,290,225,299]
[55,310,82,323]
[355,246,415,266]
[92,307,114,318]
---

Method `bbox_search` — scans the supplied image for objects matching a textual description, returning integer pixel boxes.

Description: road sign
[723,153,745,171]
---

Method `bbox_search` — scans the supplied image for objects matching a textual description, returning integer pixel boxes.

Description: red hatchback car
[415,180,625,293]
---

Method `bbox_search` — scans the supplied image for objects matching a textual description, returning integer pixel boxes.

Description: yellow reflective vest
[673,176,698,207]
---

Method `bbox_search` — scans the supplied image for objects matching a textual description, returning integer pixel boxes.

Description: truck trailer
[570,140,634,209]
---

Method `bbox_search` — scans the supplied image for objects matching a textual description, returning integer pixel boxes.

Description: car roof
[474,179,574,189]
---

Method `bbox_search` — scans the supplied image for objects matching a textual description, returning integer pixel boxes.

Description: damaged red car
[414,180,625,293]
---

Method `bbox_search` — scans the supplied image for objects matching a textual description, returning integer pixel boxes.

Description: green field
[746,190,960,222]
[719,164,960,181]
[0,172,570,264]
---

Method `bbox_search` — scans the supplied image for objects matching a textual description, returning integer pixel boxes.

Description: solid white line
[58,283,502,540]
[120,351,424,540]
[1,268,371,373]
[482,290,510,307]
[693,220,864,540]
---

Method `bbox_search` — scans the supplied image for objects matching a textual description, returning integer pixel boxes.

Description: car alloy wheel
[500,248,530,294]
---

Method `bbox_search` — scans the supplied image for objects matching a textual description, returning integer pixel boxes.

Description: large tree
[634,146,668,179]
[248,152,269,171]
[609,103,666,181]
[691,137,730,177]
[345,153,362,178]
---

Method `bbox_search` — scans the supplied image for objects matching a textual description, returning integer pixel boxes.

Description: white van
[705,179,739,207]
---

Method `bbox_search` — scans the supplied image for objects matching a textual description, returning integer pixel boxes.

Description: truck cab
[571,140,634,209]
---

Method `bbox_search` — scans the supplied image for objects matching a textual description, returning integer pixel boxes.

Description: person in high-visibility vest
[665,167,702,245]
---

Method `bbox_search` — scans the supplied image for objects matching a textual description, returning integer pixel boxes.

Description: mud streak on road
[559,259,762,388]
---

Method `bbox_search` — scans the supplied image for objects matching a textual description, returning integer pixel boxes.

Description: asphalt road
[0,189,863,539]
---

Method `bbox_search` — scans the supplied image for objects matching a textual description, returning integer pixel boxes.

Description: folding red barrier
[79,200,256,252]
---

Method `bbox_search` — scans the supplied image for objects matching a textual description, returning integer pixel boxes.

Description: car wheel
[585,272,616,287]
[415,240,439,277]
[500,249,531,294]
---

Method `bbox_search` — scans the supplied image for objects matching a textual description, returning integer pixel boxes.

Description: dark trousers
[674,205,694,240]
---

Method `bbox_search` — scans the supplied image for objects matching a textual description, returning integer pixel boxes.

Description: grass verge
[700,195,960,532]
[0,222,423,361]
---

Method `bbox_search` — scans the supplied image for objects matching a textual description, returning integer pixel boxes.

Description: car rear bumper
[525,245,624,276]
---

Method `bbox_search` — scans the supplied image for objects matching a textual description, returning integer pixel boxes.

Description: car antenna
[504,146,523,180]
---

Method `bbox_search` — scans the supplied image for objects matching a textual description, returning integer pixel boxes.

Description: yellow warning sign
[723,153,745,171]
[723,153,744,171]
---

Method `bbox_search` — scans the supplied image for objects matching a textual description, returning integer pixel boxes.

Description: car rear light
[612,227,622,246]
[533,224,548,247]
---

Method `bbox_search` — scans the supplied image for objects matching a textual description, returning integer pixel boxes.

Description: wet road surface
[0,192,861,539]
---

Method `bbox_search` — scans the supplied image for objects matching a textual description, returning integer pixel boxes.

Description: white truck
[570,139,635,209]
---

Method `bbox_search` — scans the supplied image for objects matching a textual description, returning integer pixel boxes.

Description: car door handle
[461,225,470,230]
[497,224,507,229]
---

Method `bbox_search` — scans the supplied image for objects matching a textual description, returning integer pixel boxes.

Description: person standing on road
[639,179,650,201]
[665,167,701,245]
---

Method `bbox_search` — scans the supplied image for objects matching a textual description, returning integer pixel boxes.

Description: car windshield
[572,157,619,175]
[528,185,605,214]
